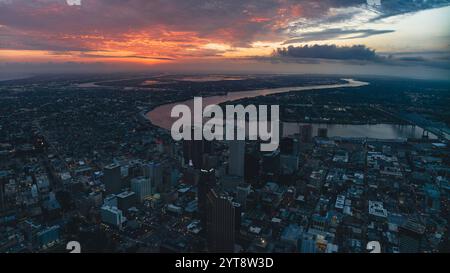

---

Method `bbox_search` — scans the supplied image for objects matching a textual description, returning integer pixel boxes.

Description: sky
[0,0,449,79]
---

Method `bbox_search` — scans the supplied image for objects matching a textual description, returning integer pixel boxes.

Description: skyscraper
[198,168,215,231]
[299,124,313,143]
[143,162,163,193]
[318,128,328,138]
[228,140,245,177]
[244,151,259,183]
[103,163,122,195]
[280,137,294,155]
[183,126,205,169]
[131,176,152,202]
[262,150,280,175]
[206,189,235,253]
[236,183,251,209]
[101,205,124,229]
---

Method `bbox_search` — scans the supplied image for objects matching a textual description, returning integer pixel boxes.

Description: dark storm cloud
[282,28,395,44]
[269,45,450,71]
[275,44,380,61]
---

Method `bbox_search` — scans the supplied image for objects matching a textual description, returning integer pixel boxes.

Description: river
[146,78,436,140]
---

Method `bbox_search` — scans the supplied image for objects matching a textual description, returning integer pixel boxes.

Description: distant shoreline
[0,75,32,82]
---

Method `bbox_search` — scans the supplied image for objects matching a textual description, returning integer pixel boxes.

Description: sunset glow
[0,0,449,77]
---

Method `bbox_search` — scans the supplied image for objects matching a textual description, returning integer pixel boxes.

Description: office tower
[233,202,242,233]
[399,219,425,253]
[183,126,205,169]
[103,163,122,195]
[236,183,251,209]
[318,128,328,138]
[280,137,294,155]
[206,189,235,253]
[292,138,300,155]
[203,139,213,154]
[143,162,163,192]
[116,191,137,211]
[152,162,163,192]
[424,184,440,212]
[244,152,259,183]
[104,194,118,207]
[101,205,124,228]
[131,176,152,202]
[262,150,280,175]
[228,140,245,177]
[198,169,215,231]
[142,162,154,180]
[299,124,313,143]
[183,166,200,185]
[127,161,143,178]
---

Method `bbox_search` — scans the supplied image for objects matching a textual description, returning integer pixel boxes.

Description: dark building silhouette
[198,168,216,231]
[183,126,207,169]
[117,191,137,211]
[103,163,122,195]
[262,150,280,175]
[318,128,328,138]
[280,137,294,155]
[236,183,251,209]
[228,140,245,177]
[299,124,313,143]
[244,152,259,183]
[233,202,242,233]
[206,189,235,253]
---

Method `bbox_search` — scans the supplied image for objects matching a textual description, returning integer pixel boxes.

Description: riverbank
[146,78,369,130]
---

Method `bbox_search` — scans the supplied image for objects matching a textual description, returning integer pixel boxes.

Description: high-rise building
[143,162,163,193]
[206,189,235,253]
[299,124,313,143]
[101,205,124,228]
[103,163,122,195]
[228,140,245,177]
[131,176,152,202]
[116,191,137,211]
[142,162,154,179]
[233,202,242,233]
[262,150,280,175]
[198,168,215,231]
[244,152,259,183]
[236,183,251,209]
[183,126,205,169]
[399,219,425,253]
[318,128,328,138]
[103,194,118,207]
[280,137,294,155]
[152,162,163,192]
